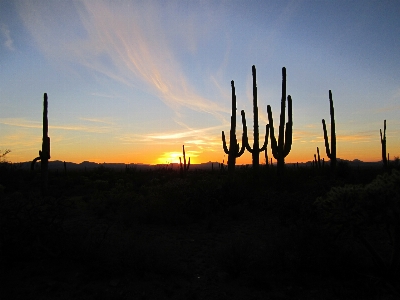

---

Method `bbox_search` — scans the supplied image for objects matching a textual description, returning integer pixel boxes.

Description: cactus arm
[329,90,336,160]
[241,110,253,153]
[267,105,279,160]
[242,108,269,154]
[31,156,40,170]
[278,67,287,150]
[283,95,293,157]
[283,124,292,157]
[222,131,230,154]
[322,119,331,158]
[264,125,270,166]
[259,124,269,152]
[237,136,246,157]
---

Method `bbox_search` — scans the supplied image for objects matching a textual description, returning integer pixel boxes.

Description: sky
[1,0,399,165]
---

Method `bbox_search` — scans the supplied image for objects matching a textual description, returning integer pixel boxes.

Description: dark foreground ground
[1,163,399,299]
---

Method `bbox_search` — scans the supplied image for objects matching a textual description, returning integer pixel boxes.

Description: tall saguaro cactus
[322,90,336,171]
[267,67,293,175]
[380,120,388,169]
[222,81,246,173]
[241,66,268,174]
[31,93,51,194]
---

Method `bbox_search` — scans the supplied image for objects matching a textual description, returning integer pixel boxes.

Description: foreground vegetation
[0,161,399,299]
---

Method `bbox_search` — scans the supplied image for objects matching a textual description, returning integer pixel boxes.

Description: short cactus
[179,145,190,177]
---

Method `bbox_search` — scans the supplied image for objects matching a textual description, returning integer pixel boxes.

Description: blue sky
[1,0,399,164]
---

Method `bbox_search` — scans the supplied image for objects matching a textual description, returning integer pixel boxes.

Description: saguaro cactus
[380,120,388,169]
[322,90,336,171]
[314,147,322,170]
[222,81,246,173]
[31,93,50,194]
[267,67,293,175]
[241,65,269,174]
[179,145,190,177]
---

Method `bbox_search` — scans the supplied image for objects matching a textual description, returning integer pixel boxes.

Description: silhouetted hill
[16,158,384,171]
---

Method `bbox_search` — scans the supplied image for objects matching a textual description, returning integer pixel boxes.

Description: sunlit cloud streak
[116,123,224,151]
[79,117,115,125]
[0,118,112,134]
[17,1,228,120]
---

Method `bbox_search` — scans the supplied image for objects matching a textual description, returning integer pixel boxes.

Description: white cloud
[1,23,14,50]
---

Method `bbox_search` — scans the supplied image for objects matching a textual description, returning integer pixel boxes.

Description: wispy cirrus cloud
[1,23,14,51]
[117,123,223,149]
[17,0,228,120]
[0,118,112,134]
[79,117,115,125]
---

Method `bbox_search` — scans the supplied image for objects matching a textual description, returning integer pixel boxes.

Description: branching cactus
[179,145,190,177]
[267,67,293,176]
[241,66,268,174]
[380,120,388,169]
[31,93,50,194]
[322,90,336,171]
[222,80,246,173]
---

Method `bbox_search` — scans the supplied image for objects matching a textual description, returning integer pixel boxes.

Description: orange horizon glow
[5,147,391,166]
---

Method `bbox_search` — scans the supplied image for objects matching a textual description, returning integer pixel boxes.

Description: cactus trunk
[31,94,50,194]
[241,66,268,176]
[42,93,50,193]
[380,120,387,169]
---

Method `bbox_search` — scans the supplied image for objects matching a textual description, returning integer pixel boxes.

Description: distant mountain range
[14,158,385,171]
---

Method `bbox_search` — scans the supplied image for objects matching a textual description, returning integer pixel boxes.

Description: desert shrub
[213,235,256,278]
[0,191,68,264]
[315,170,400,280]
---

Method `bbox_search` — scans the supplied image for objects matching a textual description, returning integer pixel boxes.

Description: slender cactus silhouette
[222,81,246,173]
[380,120,388,169]
[314,147,322,170]
[179,145,190,177]
[31,93,50,194]
[241,65,268,175]
[322,90,336,171]
[267,67,293,176]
